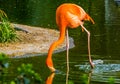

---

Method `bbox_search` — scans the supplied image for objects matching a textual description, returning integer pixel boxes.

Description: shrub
[0,9,18,43]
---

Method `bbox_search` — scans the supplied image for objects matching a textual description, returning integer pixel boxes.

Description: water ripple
[75,60,120,83]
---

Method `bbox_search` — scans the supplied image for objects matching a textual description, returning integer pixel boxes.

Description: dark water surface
[0,0,120,84]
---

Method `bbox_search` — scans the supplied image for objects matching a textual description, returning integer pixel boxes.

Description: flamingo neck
[46,26,66,69]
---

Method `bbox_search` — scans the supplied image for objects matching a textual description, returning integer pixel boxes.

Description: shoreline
[0,24,75,58]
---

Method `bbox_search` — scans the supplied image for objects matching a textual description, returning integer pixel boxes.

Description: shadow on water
[0,0,120,84]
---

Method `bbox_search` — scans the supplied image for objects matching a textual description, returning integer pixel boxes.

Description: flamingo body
[46,3,95,72]
[56,3,94,28]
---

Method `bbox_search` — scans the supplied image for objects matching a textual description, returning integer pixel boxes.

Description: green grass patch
[0,9,18,43]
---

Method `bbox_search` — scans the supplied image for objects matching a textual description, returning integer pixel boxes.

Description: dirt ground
[0,24,66,57]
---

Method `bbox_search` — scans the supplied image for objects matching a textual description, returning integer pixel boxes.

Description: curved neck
[46,26,66,67]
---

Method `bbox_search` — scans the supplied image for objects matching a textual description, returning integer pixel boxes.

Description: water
[0,0,120,84]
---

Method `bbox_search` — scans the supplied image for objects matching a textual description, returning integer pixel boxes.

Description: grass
[0,9,18,43]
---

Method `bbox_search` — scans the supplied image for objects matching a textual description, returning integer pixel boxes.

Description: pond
[0,0,120,84]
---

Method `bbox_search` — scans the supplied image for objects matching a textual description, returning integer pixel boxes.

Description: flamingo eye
[81,20,84,22]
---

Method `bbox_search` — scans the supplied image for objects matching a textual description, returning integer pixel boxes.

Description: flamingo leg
[80,25,94,68]
[66,28,69,84]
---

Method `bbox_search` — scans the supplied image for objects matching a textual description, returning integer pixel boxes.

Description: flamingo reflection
[46,73,55,84]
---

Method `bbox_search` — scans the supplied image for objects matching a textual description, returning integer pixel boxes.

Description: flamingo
[46,3,95,72]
